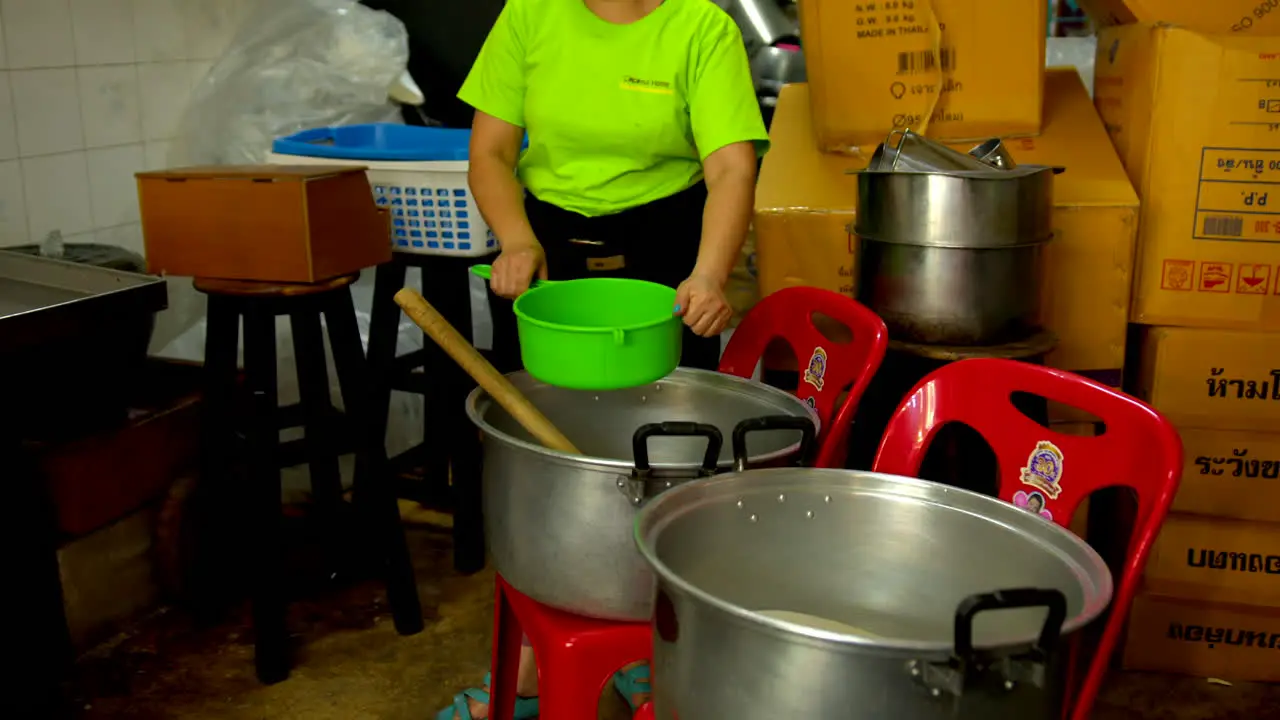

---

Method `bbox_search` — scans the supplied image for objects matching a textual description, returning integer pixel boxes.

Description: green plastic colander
[471,265,683,390]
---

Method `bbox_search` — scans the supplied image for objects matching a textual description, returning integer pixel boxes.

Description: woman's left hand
[674,274,732,338]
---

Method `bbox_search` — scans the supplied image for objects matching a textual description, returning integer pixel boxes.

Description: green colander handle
[469,264,557,289]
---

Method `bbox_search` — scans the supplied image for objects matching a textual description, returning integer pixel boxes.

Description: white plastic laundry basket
[268,124,499,258]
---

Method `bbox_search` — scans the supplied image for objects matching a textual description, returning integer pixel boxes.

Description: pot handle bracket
[732,415,818,472]
[914,587,1068,699]
[622,422,724,506]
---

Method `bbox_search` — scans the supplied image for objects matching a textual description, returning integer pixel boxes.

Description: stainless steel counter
[0,250,168,356]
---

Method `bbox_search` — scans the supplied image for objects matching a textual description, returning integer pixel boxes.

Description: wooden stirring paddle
[394,287,582,455]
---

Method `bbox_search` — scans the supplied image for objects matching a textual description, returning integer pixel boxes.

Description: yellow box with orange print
[1094,24,1280,328]
[1078,0,1280,36]
[1143,513,1280,607]
[799,0,1047,150]
[754,70,1139,383]
[1174,426,1280,524]
[1123,592,1280,683]
[1131,326,1280,432]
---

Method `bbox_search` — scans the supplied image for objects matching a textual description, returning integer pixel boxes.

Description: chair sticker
[1013,491,1053,522]
[803,346,827,391]
[1020,440,1064,500]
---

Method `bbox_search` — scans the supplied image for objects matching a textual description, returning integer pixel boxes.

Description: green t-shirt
[458,0,768,217]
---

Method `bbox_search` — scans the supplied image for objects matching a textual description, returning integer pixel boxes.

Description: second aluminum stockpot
[466,368,818,621]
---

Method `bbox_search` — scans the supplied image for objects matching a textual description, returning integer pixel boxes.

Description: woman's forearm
[694,146,757,285]
[470,154,540,251]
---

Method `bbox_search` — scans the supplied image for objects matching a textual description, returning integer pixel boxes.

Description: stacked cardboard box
[800,0,1047,150]
[756,69,1139,390]
[1088,5,1280,682]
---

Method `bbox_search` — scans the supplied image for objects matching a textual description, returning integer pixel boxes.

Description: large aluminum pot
[466,368,818,621]
[636,468,1112,720]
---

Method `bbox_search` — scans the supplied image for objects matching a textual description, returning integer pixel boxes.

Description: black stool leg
[326,288,424,636]
[422,256,487,574]
[290,307,350,576]
[243,307,290,683]
[363,262,407,484]
[192,296,242,620]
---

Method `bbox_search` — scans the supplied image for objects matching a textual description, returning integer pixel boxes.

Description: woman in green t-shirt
[439,0,766,717]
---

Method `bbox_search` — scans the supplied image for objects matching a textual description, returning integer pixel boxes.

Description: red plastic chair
[719,286,888,468]
[489,574,652,720]
[871,358,1182,720]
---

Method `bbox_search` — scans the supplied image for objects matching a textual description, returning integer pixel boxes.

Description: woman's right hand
[489,242,548,299]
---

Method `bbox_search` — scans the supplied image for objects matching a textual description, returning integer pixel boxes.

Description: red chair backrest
[720,286,888,469]
[873,357,1182,556]
[872,358,1183,720]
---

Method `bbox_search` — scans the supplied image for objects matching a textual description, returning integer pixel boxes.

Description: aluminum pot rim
[465,368,821,472]
[634,468,1114,654]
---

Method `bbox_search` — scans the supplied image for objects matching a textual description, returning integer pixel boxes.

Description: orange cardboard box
[1144,513,1280,606]
[799,0,1047,150]
[1078,0,1280,35]
[754,70,1138,383]
[1131,326,1280,432]
[1095,24,1280,328]
[1124,592,1280,682]
[1174,427,1280,524]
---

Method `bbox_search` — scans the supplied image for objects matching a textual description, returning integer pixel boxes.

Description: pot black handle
[632,422,724,478]
[731,415,817,472]
[952,588,1068,664]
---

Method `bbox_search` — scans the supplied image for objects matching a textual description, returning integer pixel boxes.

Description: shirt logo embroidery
[620,76,674,95]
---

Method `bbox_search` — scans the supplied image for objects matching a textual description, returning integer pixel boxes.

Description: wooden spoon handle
[393,287,581,455]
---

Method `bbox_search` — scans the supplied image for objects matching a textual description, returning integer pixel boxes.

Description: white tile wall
[0,0,255,248]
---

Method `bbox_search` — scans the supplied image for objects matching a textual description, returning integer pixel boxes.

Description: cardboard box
[754,70,1139,382]
[799,0,1047,150]
[1078,0,1280,36]
[1132,326,1280,432]
[138,165,391,283]
[1145,514,1280,605]
[1123,592,1280,682]
[59,506,160,649]
[1095,24,1280,329]
[1175,427,1280,523]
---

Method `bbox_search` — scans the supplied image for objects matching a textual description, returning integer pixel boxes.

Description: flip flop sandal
[612,664,651,712]
[435,673,539,720]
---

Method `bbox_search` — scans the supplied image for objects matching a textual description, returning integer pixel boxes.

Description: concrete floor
[61,518,1280,720]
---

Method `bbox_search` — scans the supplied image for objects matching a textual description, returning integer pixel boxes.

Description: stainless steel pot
[857,238,1046,345]
[853,166,1058,346]
[635,469,1112,720]
[466,368,819,621]
[854,166,1056,249]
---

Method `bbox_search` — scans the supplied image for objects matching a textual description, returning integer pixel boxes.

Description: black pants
[490,182,722,374]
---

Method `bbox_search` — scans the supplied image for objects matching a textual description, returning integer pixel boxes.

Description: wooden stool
[195,274,423,684]
[363,254,496,574]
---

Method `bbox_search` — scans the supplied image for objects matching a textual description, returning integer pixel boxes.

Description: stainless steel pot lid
[466,368,820,471]
[635,469,1112,653]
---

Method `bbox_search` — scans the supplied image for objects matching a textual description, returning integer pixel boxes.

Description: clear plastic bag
[169,0,410,167]
[153,0,423,486]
